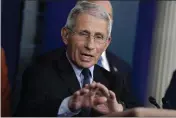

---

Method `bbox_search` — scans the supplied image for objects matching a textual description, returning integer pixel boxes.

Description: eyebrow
[94,32,104,36]
[80,29,90,33]
[80,29,104,36]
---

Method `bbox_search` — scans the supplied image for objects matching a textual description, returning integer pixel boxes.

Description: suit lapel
[106,51,119,73]
[93,65,109,87]
[106,51,114,73]
[55,49,81,94]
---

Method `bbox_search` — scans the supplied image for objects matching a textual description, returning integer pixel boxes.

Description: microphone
[148,96,161,108]
[162,97,171,109]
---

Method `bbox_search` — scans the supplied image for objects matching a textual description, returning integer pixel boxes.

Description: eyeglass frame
[66,27,109,44]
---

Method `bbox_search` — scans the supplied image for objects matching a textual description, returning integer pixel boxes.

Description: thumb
[109,90,116,100]
[69,91,82,111]
[93,96,107,105]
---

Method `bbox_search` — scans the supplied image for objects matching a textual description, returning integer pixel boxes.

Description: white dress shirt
[99,51,110,71]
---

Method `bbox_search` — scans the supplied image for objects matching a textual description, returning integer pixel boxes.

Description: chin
[79,62,94,68]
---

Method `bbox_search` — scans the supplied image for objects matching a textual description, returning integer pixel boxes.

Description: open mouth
[82,53,94,57]
[81,53,94,61]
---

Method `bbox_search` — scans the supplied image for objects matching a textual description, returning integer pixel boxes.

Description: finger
[96,83,110,97]
[70,99,82,110]
[72,89,90,109]
[93,104,109,114]
[109,90,116,100]
[72,88,88,102]
[72,91,80,101]
[84,81,96,90]
[89,87,99,106]
[92,81,96,84]
[117,104,123,112]
[89,81,97,90]
[84,84,89,89]
[89,87,100,99]
[86,82,97,97]
[72,90,83,103]
[70,92,82,110]
[80,88,89,95]
[93,96,107,105]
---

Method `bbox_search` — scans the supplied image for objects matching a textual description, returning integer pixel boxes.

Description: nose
[84,35,95,50]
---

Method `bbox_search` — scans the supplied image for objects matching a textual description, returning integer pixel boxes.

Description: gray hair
[65,1,112,38]
[77,0,113,19]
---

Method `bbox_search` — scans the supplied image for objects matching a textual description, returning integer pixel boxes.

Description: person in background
[1,48,11,117]
[163,70,176,109]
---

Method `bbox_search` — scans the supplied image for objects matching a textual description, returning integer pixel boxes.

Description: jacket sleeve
[14,64,66,117]
[110,72,143,109]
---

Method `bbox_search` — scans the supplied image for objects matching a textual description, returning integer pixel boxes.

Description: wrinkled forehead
[75,13,108,33]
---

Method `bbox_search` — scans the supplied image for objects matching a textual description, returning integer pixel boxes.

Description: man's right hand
[68,82,107,112]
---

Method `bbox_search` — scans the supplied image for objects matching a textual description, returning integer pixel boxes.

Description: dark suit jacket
[15,47,139,117]
[106,50,132,75]
[106,51,133,91]
[163,70,176,109]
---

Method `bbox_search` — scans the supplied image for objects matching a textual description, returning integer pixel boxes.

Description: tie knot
[82,68,90,78]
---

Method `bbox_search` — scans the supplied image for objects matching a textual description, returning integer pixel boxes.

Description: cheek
[95,45,106,58]
[72,41,84,57]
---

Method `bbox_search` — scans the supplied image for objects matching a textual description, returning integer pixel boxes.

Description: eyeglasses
[67,28,108,44]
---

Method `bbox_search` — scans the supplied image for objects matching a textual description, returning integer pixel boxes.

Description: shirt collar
[66,52,94,78]
[101,51,106,61]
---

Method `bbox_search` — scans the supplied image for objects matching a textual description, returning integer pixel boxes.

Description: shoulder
[167,70,176,88]
[23,47,68,83]
[166,70,176,91]
[173,70,176,80]
[164,70,176,101]
[22,57,61,85]
[36,47,66,64]
[94,65,125,87]
[106,50,132,73]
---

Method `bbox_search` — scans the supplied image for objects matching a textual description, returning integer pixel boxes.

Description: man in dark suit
[15,1,139,117]
[163,70,176,109]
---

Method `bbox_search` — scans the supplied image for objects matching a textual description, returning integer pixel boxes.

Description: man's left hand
[85,82,123,114]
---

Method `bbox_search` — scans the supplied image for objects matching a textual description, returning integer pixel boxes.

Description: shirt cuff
[57,96,81,117]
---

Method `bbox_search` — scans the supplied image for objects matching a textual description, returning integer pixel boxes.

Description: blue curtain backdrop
[132,0,156,105]
[41,0,76,54]
[2,0,24,114]
[1,0,23,88]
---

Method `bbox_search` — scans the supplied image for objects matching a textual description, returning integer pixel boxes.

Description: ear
[61,27,69,45]
[105,36,111,49]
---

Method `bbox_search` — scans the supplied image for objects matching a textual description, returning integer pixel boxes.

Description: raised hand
[88,82,123,114]
[68,83,107,112]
